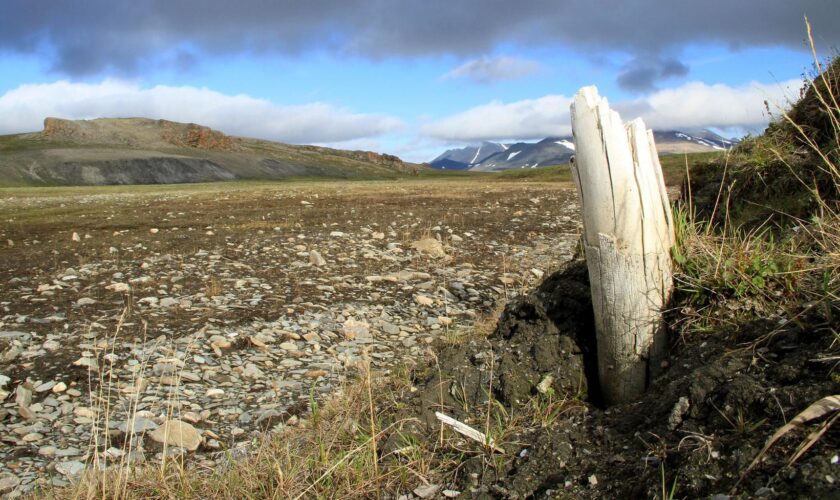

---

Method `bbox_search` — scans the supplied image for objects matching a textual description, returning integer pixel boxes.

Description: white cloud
[442,56,543,84]
[421,95,573,141]
[422,79,802,142]
[0,80,403,143]
[618,79,801,131]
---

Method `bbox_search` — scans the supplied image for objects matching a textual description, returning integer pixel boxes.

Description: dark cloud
[617,57,690,92]
[1,1,838,76]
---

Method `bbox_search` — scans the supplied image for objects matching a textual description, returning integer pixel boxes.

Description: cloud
[421,95,573,141]
[0,80,403,143]
[443,56,542,84]
[616,56,689,92]
[0,1,837,76]
[422,79,801,142]
[619,78,802,131]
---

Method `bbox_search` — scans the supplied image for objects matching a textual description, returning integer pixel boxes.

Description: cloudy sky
[0,1,837,162]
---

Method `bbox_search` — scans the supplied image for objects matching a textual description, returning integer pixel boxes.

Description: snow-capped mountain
[429,141,508,170]
[653,130,737,154]
[469,137,575,172]
[428,129,737,171]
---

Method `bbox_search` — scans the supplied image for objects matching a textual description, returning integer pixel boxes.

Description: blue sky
[0,1,836,162]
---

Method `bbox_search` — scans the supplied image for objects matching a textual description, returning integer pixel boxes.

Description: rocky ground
[0,179,580,496]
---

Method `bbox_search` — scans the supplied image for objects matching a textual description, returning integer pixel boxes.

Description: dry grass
[54,359,441,499]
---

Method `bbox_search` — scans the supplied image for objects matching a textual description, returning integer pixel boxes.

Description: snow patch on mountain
[555,139,575,151]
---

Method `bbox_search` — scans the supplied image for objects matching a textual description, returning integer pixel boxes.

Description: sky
[0,1,837,162]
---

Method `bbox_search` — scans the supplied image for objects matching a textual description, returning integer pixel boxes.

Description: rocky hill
[0,118,416,186]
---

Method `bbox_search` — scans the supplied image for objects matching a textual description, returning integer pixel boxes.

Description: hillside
[0,117,417,186]
[430,129,736,171]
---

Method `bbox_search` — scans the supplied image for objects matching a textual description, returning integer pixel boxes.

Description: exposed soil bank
[402,262,839,498]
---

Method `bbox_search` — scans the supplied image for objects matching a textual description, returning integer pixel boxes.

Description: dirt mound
[786,57,840,149]
[400,262,594,432]
[685,58,840,226]
[399,262,839,498]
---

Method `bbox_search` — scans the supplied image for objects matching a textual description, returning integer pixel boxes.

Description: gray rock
[0,472,20,493]
[118,417,159,434]
[55,460,86,478]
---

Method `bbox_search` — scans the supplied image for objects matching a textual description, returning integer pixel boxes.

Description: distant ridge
[430,129,736,171]
[0,117,418,186]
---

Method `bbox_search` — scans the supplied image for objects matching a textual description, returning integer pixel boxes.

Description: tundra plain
[0,178,580,492]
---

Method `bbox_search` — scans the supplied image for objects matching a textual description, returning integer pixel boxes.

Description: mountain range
[430,129,737,171]
[0,118,416,186]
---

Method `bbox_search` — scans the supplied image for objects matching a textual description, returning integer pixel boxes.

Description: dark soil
[400,262,840,499]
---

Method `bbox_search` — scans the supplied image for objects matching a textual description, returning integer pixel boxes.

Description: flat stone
[73,357,99,370]
[160,297,179,308]
[0,331,30,341]
[0,472,20,493]
[410,238,446,258]
[55,460,86,478]
[206,388,225,398]
[150,419,202,451]
[343,318,371,341]
[118,417,159,434]
[35,381,56,392]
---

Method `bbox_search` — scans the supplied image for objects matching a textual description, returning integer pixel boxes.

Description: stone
[76,297,97,306]
[35,381,56,392]
[107,282,130,293]
[410,238,446,258]
[536,375,555,394]
[381,323,400,335]
[16,384,33,407]
[343,318,371,341]
[55,460,86,478]
[52,382,67,393]
[668,397,691,430]
[0,331,30,341]
[0,472,20,493]
[414,484,441,499]
[150,419,202,451]
[279,341,298,351]
[414,295,434,307]
[118,417,159,434]
[206,388,225,398]
[153,362,178,376]
[160,297,179,308]
[309,250,327,266]
[241,364,265,380]
[73,357,99,370]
